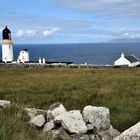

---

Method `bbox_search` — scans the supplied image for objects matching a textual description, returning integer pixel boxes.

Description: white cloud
[43,28,59,37]
[15,29,38,37]
[16,30,25,37]
[112,29,140,40]
[26,30,37,37]
[15,28,59,38]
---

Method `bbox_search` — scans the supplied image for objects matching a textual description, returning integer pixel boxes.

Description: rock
[98,125,120,139]
[49,127,71,140]
[0,100,10,108]
[71,134,90,140]
[25,108,47,118]
[29,114,45,127]
[108,126,120,138]
[54,110,87,134]
[113,122,140,140]
[51,127,90,140]
[43,121,54,132]
[87,124,95,134]
[47,103,67,121]
[89,134,101,140]
[83,106,110,131]
[55,127,72,140]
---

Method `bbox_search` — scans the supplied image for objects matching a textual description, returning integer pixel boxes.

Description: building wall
[114,57,131,66]
[18,51,29,63]
[2,44,13,62]
[130,61,140,67]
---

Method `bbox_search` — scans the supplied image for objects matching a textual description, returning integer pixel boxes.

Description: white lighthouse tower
[1,26,14,63]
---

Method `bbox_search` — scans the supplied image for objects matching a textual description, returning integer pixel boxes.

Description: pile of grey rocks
[25,102,120,140]
[1,99,140,140]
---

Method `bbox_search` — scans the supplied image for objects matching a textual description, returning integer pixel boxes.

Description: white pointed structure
[39,57,42,64]
[1,26,14,63]
[42,58,45,64]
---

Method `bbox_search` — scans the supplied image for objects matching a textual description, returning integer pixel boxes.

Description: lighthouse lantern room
[2,26,14,63]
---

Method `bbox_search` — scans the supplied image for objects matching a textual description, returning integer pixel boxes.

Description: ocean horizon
[0,43,140,65]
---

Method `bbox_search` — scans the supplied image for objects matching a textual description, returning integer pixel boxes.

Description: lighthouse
[1,26,14,63]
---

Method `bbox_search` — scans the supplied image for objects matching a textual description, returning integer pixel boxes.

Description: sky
[1,0,140,44]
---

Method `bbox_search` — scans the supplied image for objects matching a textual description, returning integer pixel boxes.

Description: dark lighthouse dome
[2,26,11,40]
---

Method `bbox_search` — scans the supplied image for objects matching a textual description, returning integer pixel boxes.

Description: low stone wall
[0,63,129,69]
[1,100,140,140]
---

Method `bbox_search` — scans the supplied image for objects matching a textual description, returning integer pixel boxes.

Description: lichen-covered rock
[113,122,140,140]
[0,100,10,108]
[25,108,47,118]
[83,106,110,131]
[54,110,87,134]
[29,114,45,127]
[47,103,67,121]
[43,121,54,132]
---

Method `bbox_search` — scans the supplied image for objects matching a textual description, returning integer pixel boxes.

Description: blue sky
[0,0,140,43]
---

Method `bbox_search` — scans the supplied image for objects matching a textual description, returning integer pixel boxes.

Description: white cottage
[114,52,139,67]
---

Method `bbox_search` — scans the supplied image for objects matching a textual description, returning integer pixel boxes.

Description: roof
[125,55,139,63]
[3,26,11,33]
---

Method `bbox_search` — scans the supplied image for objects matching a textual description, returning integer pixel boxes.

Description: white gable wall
[114,57,131,66]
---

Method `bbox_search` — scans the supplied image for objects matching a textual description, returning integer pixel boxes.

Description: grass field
[0,67,140,140]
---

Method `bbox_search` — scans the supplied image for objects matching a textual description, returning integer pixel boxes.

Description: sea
[0,43,140,65]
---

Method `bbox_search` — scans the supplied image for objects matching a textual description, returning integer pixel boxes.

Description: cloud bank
[49,0,140,18]
[15,28,59,38]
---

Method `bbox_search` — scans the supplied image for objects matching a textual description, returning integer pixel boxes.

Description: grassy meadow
[0,67,140,140]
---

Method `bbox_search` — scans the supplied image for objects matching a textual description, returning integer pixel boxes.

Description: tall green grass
[0,68,140,139]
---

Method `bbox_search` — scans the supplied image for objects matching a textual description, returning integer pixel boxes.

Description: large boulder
[113,122,140,140]
[47,103,67,121]
[83,106,110,131]
[29,114,46,127]
[0,100,10,108]
[54,110,87,134]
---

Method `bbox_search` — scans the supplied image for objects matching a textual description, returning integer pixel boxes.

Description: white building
[1,26,14,62]
[18,49,29,63]
[114,52,139,67]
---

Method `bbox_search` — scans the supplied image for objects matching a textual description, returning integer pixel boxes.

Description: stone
[29,114,45,127]
[54,110,87,134]
[55,127,72,140]
[0,100,10,108]
[89,134,101,140]
[113,122,140,140]
[98,125,120,139]
[71,134,90,140]
[43,121,54,132]
[51,127,90,140]
[25,108,47,118]
[47,103,67,121]
[108,126,120,138]
[82,106,110,131]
